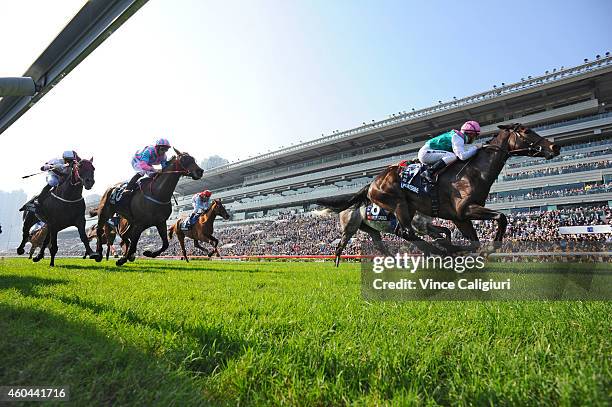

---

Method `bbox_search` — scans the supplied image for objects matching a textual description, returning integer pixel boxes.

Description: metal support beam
[0,0,149,136]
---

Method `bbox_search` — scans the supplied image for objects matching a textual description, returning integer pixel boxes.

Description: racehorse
[168,199,231,262]
[83,223,117,260]
[93,149,203,266]
[316,194,452,266]
[361,124,560,253]
[27,224,48,259]
[17,158,98,266]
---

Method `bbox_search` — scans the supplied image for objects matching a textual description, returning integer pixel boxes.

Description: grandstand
[166,56,612,222]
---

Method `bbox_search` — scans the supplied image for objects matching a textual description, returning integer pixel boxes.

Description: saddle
[109,177,152,205]
[397,160,440,217]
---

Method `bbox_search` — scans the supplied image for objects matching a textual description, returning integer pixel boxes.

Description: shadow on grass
[7,281,249,379]
[0,274,68,297]
[58,263,163,273]
[0,303,207,405]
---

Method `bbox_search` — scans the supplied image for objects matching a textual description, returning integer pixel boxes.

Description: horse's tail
[168,223,175,240]
[315,184,370,213]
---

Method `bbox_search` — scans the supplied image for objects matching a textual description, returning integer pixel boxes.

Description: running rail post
[0,77,38,97]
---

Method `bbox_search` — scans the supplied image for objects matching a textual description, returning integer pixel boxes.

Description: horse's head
[171,148,204,180]
[498,124,560,159]
[212,199,231,220]
[76,157,96,190]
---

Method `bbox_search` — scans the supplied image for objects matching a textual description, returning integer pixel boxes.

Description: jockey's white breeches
[131,158,156,177]
[418,145,458,165]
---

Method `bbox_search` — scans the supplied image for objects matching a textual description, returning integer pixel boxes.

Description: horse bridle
[484,128,544,157]
[69,160,93,186]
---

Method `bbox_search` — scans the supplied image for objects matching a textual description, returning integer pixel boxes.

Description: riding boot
[121,173,142,200]
[124,173,141,192]
[422,159,448,184]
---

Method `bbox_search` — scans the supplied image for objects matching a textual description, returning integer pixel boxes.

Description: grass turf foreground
[0,258,610,406]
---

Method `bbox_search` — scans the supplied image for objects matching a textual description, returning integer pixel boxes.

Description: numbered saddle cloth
[109,182,129,205]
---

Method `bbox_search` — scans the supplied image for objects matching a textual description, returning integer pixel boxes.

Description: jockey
[183,190,212,229]
[22,151,80,210]
[419,121,483,183]
[124,138,171,194]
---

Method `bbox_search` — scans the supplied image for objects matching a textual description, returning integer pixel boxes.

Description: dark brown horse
[334,124,560,254]
[168,199,231,262]
[83,223,117,260]
[93,149,203,266]
[17,158,98,266]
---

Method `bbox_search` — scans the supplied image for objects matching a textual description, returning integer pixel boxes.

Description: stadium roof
[176,56,612,194]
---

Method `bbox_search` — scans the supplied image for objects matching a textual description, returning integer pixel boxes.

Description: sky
[0,0,611,198]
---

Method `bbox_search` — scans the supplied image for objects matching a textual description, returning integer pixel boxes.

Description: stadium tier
[163,57,612,222]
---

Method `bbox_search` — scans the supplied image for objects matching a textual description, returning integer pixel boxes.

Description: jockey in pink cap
[124,138,171,194]
[418,121,483,183]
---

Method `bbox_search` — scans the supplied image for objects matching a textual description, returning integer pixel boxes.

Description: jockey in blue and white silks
[418,121,483,183]
[183,190,212,229]
[124,138,171,193]
[21,151,81,210]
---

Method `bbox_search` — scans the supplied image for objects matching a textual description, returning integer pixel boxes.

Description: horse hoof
[116,258,126,266]
[16,247,25,255]
[143,250,154,258]
[32,257,42,263]
[129,255,135,262]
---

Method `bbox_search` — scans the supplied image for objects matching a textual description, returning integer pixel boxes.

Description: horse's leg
[143,222,169,258]
[48,228,59,267]
[117,225,144,266]
[394,202,447,256]
[177,232,189,262]
[360,224,391,257]
[17,212,36,255]
[200,234,220,257]
[452,220,481,252]
[76,219,96,260]
[32,232,50,262]
[193,240,209,257]
[463,204,508,249]
[29,245,35,259]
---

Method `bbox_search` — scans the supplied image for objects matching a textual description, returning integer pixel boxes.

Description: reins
[454,129,543,180]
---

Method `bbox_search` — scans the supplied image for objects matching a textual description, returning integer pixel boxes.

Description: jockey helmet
[200,190,212,198]
[62,150,77,161]
[155,138,171,148]
[460,121,481,135]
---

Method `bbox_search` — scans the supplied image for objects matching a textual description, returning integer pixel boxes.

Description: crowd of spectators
[487,183,612,203]
[506,146,612,169]
[502,160,612,181]
[36,206,610,258]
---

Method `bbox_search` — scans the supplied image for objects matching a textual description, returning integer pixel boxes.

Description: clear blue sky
[0,0,611,197]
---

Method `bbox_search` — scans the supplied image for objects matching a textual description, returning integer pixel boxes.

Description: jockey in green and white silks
[418,121,483,183]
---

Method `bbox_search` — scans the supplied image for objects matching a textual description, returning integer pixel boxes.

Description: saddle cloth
[397,160,428,195]
[365,203,398,232]
[109,182,129,205]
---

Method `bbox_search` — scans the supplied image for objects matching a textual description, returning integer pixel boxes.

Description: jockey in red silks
[183,190,212,230]
[21,150,81,211]
[418,121,483,183]
[123,138,171,194]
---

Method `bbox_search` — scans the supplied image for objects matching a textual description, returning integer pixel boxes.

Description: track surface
[1,258,610,405]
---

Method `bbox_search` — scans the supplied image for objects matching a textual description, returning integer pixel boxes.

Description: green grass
[0,258,610,406]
